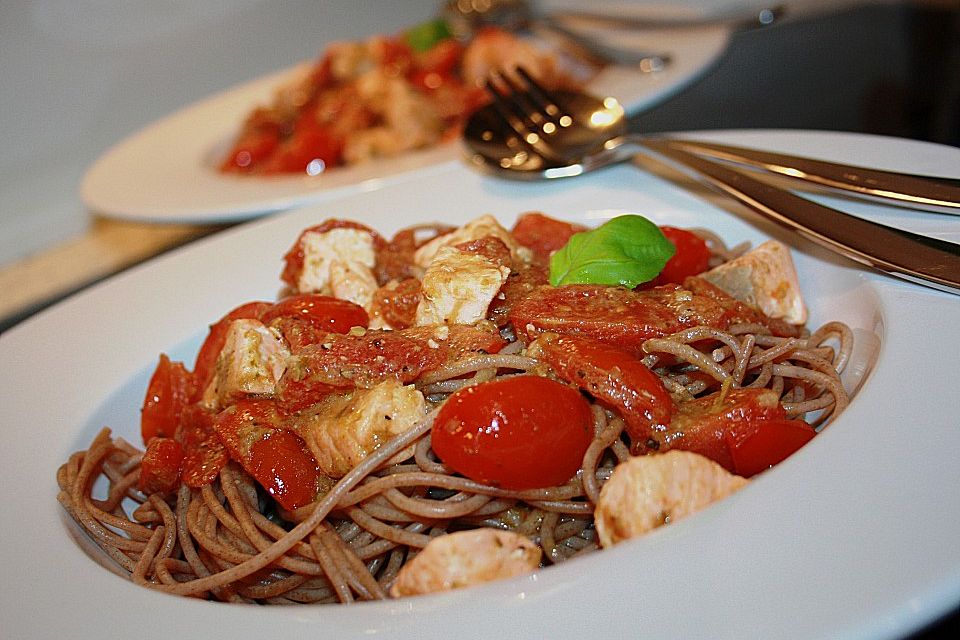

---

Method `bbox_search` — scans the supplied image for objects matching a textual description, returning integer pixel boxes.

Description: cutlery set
[462,65,960,295]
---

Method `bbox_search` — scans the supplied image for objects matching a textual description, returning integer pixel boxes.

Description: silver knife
[642,140,960,295]
[667,139,960,212]
[552,5,785,31]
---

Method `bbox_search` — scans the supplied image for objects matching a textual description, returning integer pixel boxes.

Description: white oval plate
[7,131,960,639]
[79,24,731,223]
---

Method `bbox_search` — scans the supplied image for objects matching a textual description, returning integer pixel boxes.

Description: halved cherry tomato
[725,417,817,478]
[264,294,369,351]
[643,387,790,471]
[138,437,184,495]
[277,322,505,413]
[263,294,369,332]
[510,212,586,265]
[530,333,672,448]
[220,130,281,173]
[213,400,320,510]
[141,354,195,442]
[191,300,273,400]
[219,108,282,173]
[249,430,322,511]
[432,376,594,490]
[176,402,228,488]
[268,122,344,174]
[651,226,711,285]
[371,278,422,330]
[487,262,549,328]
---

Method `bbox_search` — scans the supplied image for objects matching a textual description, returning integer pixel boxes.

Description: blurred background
[1,0,958,330]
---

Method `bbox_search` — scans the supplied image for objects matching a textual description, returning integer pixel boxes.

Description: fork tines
[484,66,571,162]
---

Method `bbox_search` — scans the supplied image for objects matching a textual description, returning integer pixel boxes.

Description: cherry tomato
[725,417,817,478]
[432,376,594,490]
[652,226,711,285]
[213,400,320,510]
[138,437,184,495]
[219,108,282,173]
[530,333,672,448]
[642,387,790,471]
[264,294,369,351]
[263,294,368,332]
[249,430,322,511]
[487,262,549,328]
[191,300,273,400]
[268,122,344,174]
[176,402,228,488]
[220,131,280,173]
[141,354,195,442]
[510,212,586,265]
[370,277,422,330]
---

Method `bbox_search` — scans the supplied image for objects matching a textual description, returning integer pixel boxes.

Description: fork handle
[642,140,960,295]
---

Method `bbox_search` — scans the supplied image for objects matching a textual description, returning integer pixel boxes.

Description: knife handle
[643,140,960,295]
[667,139,960,211]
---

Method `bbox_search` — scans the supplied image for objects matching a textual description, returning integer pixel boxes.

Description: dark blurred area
[631,0,960,148]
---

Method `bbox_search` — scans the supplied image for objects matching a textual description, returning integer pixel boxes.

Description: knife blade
[667,139,960,212]
[642,140,960,295]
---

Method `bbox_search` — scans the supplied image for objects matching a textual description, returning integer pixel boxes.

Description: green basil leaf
[549,215,676,287]
[404,18,453,53]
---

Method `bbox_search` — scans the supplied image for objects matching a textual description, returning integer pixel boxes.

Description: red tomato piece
[268,123,344,174]
[249,430,322,511]
[264,294,369,351]
[454,235,512,266]
[219,108,283,173]
[530,333,672,447]
[683,277,800,338]
[643,387,790,470]
[370,278,422,330]
[487,262,549,328]
[141,354,195,442]
[277,322,506,413]
[191,301,273,400]
[263,294,369,331]
[176,403,228,488]
[511,280,801,357]
[510,212,586,265]
[220,130,281,173]
[375,224,455,283]
[510,283,734,356]
[213,400,320,510]
[432,376,594,490]
[652,227,711,285]
[138,437,184,495]
[725,418,817,478]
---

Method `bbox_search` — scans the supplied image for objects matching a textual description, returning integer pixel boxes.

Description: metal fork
[484,67,611,167]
